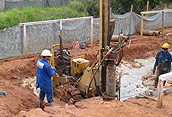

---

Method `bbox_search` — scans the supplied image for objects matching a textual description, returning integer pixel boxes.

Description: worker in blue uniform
[153,43,171,88]
[36,49,56,107]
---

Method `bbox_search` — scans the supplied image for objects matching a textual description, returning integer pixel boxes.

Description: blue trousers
[39,91,53,103]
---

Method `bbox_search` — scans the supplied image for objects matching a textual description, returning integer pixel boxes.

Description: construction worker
[153,43,171,88]
[36,49,56,107]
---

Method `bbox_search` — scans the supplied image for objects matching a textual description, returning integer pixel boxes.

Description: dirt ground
[1,28,172,116]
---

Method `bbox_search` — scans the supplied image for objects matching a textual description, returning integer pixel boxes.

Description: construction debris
[1,28,172,116]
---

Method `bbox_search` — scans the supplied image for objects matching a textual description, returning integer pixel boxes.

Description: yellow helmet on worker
[162,43,169,49]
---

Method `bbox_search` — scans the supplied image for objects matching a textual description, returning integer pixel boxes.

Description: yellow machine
[50,43,101,102]
[50,0,126,103]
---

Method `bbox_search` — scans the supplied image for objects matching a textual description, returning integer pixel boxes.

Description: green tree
[82,0,99,18]
[110,0,164,14]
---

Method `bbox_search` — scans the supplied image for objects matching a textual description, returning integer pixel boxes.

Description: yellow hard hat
[162,43,169,49]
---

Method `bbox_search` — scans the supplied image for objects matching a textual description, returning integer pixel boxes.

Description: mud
[1,28,172,116]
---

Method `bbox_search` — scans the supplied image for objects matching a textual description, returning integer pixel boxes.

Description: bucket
[73,41,79,49]
[81,42,85,49]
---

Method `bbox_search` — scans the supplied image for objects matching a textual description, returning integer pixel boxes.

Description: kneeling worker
[36,49,56,107]
[153,43,172,88]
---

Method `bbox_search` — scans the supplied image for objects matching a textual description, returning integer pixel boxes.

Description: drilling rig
[50,0,126,104]
[98,0,125,99]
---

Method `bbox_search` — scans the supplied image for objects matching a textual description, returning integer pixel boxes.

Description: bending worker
[153,43,171,88]
[36,49,56,107]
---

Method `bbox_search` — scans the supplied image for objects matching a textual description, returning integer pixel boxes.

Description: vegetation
[0,0,171,30]
[110,0,172,14]
[82,0,99,17]
[0,1,88,30]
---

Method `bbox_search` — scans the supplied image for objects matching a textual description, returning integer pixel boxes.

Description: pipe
[87,43,126,97]
[88,47,113,97]
[59,35,63,62]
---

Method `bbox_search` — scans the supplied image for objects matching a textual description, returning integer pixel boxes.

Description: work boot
[39,99,43,108]
[48,102,53,106]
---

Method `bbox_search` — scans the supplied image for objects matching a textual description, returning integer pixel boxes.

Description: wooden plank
[144,95,157,101]
[62,16,93,22]
[19,19,61,26]
[4,0,6,11]
[162,11,164,38]
[141,9,172,14]
[19,16,93,26]
[72,95,82,100]
[131,5,133,12]
[44,0,46,7]
[146,1,149,16]
[166,32,172,36]
[141,13,144,41]
[91,17,93,48]
[157,79,163,108]
[24,25,27,58]
[71,90,81,96]
[19,13,22,23]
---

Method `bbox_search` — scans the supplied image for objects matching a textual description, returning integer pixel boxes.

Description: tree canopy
[110,0,172,14]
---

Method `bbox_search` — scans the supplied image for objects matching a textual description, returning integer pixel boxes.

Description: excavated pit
[1,28,172,116]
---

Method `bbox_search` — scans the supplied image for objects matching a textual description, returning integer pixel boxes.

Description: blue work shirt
[36,59,56,92]
[154,50,172,71]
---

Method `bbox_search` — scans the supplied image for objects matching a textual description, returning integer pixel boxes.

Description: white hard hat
[41,49,52,56]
